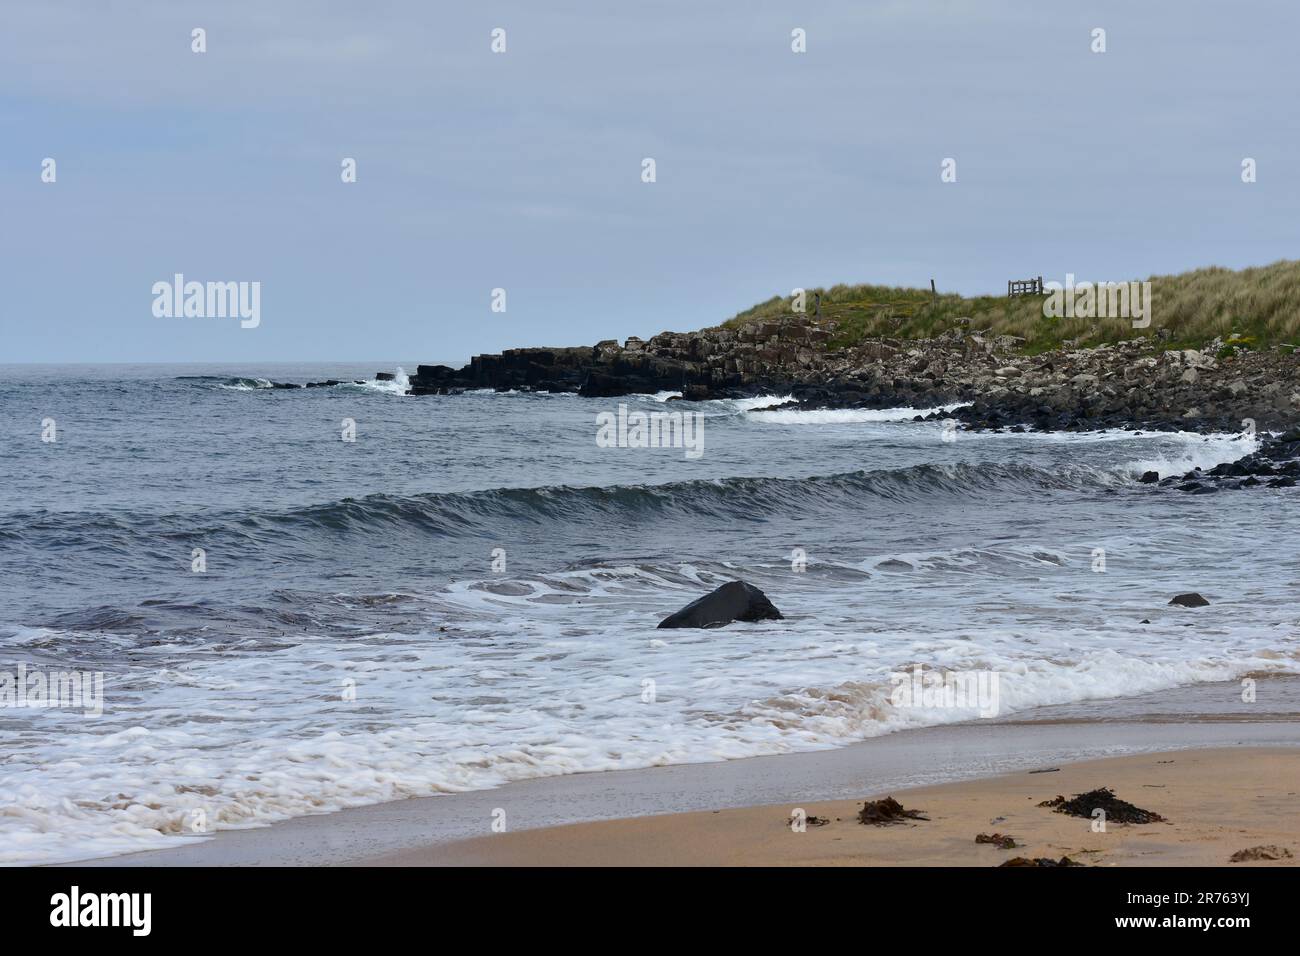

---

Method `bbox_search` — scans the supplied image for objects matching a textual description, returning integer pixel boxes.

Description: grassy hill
[721,260,1300,356]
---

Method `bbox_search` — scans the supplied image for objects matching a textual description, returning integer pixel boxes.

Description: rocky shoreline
[255,314,1300,490]
[404,316,1300,432]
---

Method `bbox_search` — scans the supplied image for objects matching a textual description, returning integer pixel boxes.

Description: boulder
[657,581,783,629]
[1169,592,1210,607]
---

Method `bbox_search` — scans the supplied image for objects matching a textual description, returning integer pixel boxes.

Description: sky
[2,0,1297,364]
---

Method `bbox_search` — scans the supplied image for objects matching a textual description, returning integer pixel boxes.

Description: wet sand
[69,677,1300,866]
[378,747,1298,867]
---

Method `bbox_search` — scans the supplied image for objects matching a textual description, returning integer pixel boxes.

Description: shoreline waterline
[60,677,1300,867]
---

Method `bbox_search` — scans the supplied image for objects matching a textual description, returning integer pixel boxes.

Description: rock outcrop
[231,311,1300,442]
[1150,427,1300,493]
[403,316,1300,435]
[657,581,784,629]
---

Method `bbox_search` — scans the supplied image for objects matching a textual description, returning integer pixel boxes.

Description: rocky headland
[256,263,1300,491]
[407,315,1300,435]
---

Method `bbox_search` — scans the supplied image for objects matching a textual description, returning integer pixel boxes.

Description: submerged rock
[875,559,915,571]
[656,581,783,629]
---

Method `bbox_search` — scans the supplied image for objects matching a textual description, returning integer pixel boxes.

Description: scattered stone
[1169,592,1210,608]
[789,814,830,828]
[1039,788,1165,824]
[1229,845,1292,862]
[976,832,1017,849]
[857,796,929,826]
[657,581,783,629]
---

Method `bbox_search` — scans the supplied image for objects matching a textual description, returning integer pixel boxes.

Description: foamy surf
[216,377,274,391]
[746,402,969,424]
[0,588,1291,865]
[1122,432,1260,477]
[4,369,1296,867]
[347,367,411,395]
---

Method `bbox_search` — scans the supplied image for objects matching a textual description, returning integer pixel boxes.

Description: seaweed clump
[999,856,1083,867]
[1038,788,1165,824]
[857,797,929,826]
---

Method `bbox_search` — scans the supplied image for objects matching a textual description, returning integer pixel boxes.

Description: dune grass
[720,260,1300,355]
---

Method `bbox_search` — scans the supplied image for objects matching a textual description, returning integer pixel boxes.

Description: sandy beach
[65,678,1300,867]
[372,747,1298,867]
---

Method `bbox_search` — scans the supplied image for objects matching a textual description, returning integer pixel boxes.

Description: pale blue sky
[2,1,1296,363]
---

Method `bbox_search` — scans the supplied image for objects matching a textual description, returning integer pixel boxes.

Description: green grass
[718,260,1300,354]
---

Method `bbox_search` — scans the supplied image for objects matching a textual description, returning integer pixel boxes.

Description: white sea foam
[217,377,273,391]
[726,394,796,412]
[747,402,968,424]
[349,367,411,395]
[1122,432,1260,478]
[0,555,1293,865]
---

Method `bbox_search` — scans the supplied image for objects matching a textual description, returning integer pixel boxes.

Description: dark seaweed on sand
[976,832,1017,849]
[999,856,1084,867]
[787,814,830,828]
[857,796,929,825]
[1038,787,1165,824]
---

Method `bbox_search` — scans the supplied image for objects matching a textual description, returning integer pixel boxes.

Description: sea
[0,362,1295,864]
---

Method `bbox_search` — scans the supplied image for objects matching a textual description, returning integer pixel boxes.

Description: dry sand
[368,747,1300,866]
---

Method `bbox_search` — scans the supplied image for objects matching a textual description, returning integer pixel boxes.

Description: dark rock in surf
[657,581,783,629]
[876,559,914,571]
[1139,471,1160,483]
[676,384,712,401]
[1169,592,1210,608]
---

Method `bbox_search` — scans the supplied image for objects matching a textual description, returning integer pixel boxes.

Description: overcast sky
[2,1,1296,364]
